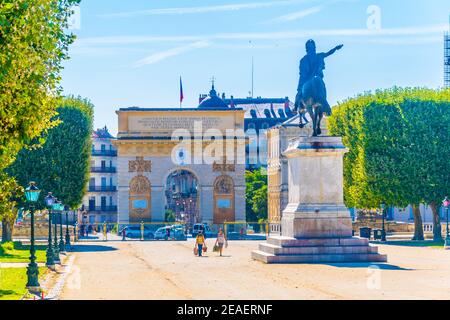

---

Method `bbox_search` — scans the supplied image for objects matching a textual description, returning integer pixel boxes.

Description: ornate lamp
[380,202,386,242]
[51,200,62,264]
[44,192,55,269]
[25,182,41,294]
[64,205,71,250]
[25,182,40,202]
[443,197,450,249]
[59,203,65,253]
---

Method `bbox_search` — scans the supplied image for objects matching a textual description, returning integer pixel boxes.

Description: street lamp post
[443,197,450,249]
[52,201,61,264]
[59,203,65,253]
[381,203,386,242]
[44,192,55,270]
[25,182,41,294]
[65,205,71,250]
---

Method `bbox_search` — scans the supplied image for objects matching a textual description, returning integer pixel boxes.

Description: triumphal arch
[113,86,246,226]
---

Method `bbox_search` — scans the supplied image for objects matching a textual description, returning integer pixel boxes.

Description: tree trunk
[412,204,424,241]
[429,202,442,242]
[1,218,13,243]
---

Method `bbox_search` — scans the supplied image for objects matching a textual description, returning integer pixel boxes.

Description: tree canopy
[246,169,268,223]
[328,87,450,240]
[0,0,80,171]
[8,96,94,209]
[0,0,80,241]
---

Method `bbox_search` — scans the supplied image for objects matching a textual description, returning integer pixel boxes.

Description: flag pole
[179,76,183,109]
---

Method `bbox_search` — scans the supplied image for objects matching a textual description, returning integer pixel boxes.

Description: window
[89,197,95,210]
[101,196,107,209]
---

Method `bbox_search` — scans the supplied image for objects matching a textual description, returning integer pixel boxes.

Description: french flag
[180,76,184,106]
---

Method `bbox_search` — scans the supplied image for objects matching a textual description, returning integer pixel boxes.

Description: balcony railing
[91,150,117,157]
[88,186,117,192]
[91,167,117,173]
[87,206,118,213]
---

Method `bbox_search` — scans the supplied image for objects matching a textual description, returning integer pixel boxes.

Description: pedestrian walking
[214,228,228,257]
[195,230,206,257]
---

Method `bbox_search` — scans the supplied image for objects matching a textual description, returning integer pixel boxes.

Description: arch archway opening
[165,170,199,228]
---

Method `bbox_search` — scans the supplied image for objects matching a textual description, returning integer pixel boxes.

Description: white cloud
[270,6,323,23]
[76,24,448,46]
[132,41,212,67]
[100,0,308,18]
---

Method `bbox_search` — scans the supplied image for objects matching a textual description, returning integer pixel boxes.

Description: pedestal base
[281,209,352,239]
[252,236,387,264]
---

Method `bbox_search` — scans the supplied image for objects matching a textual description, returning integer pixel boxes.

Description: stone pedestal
[252,136,387,264]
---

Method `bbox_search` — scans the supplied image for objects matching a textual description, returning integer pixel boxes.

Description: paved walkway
[58,240,450,300]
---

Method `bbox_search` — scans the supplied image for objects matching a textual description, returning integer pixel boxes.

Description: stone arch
[129,175,151,222]
[213,175,235,224]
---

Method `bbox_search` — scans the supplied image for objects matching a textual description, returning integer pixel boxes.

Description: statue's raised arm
[324,44,344,58]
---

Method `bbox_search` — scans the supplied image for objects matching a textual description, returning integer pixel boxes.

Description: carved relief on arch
[129,175,151,222]
[213,175,235,224]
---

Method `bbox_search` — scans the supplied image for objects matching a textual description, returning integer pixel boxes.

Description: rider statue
[294,40,343,116]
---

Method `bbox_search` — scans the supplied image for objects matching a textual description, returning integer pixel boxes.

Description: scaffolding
[445,31,450,88]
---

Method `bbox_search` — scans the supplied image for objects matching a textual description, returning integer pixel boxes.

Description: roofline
[223,97,289,104]
[117,107,244,112]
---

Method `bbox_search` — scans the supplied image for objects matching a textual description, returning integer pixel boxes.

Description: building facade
[113,85,246,227]
[198,91,298,170]
[266,117,314,234]
[81,126,118,224]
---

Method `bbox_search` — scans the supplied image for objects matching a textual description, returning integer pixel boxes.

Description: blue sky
[61,0,450,135]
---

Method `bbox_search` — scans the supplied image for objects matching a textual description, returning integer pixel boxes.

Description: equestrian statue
[294,40,343,136]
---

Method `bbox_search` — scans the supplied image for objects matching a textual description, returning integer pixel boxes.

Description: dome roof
[197,85,229,110]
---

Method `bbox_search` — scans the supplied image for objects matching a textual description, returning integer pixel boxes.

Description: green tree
[3,96,93,241]
[9,96,94,208]
[165,209,175,223]
[328,87,450,241]
[245,169,268,223]
[0,0,80,240]
[0,173,23,242]
[0,0,80,170]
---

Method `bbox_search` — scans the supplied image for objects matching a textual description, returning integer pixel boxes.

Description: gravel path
[58,239,450,300]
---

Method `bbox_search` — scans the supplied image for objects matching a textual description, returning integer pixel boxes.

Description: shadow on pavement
[325,263,412,271]
[375,241,444,248]
[71,244,118,252]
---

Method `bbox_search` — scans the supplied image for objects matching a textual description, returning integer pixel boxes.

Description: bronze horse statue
[298,76,327,136]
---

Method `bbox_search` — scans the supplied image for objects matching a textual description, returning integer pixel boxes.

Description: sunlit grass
[0,242,47,263]
[0,267,47,300]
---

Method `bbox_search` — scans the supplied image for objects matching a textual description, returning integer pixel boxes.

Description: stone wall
[0,219,75,240]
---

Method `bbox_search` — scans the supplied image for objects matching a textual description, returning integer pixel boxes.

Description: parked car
[154,226,187,241]
[120,226,154,239]
[154,226,171,240]
[171,225,188,241]
[192,223,214,238]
